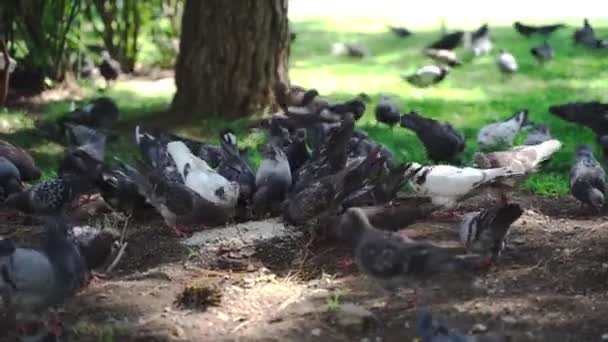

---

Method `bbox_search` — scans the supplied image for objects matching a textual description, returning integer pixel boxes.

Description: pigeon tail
[588,188,605,208]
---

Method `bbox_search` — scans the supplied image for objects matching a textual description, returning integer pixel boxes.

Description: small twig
[105,241,128,273]
[119,214,131,245]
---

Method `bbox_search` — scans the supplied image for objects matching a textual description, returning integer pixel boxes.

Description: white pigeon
[403,65,449,88]
[497,49,518,74]
[403,162,523,207]
[477,110,528,150]
[472,35,493,57]
[167,141,239,209]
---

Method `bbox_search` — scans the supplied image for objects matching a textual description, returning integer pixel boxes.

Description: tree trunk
[171,0,289,119]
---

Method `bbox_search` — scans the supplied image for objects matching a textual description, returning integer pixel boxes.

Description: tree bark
[171,0,289,119]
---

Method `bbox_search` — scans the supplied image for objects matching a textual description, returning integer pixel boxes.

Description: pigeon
[97,160,150,214]
[570,145,606,210]
[58,148,104,180]
[68,224,119,271]
[216,129,256,204]
[167,141,240,212]
[374,95,401,127]
[0,140,41,181]
[122,159,233,234]
[59,97,119,129]
[477,110,528,151]
[353,202,440,232]
[459,203,523,261]
[387,25,412,38]
[530,41,553,64]
[403,65,449,87]
[326,98,367,121]
[0,156,23,201]
[496,49,518,75]
[285,129,311,173]
[331,43,369,58]
[0,218,90,338]
[573,19,599,47]
[63,123,106,149]
[416,308,512,342]
[293,114,355,192]
[524,123,552,146]
[473,139,563,202]
[549,101,608,137]
[58,126,106,179]
[467,24,493,57]
[424,49,462,67]
[273,81,319,112]
[400,111,465,164]
[252,143,292,216]
[514,21,565,37]
[73,56,96,79]
[284,146,386,225]
[4,177,96,215]
[342,162,407,208]
[427,31,464,50]
[98,51,121,87]
[403,162,523,208]
[336,208,489,299]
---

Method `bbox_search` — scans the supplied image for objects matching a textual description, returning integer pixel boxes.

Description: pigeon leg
[169,225,188,238]
[433,208,463,220]
[46,312,64,337]
[336,255,356,272]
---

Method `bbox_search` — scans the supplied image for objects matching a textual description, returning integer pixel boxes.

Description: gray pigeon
[524,123,552,145]
[416,308,512,342]
[403,65,449,87]
[530,41,554,64]
[252,143,292,216]
[293,114,355,193]
[337,208,489,299]
[375,95,401,127]
[496,49,518,75]
[284,146,386,225]
[400,111,465,164]
[459,203,523,261]
[59,97,119,129]
[0,218,87,339]
[477,110,528,151]
[570,145,606,210]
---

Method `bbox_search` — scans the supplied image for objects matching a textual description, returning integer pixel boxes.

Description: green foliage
[5,0,183,79]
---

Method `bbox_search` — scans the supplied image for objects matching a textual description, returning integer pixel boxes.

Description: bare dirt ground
[1,193,608,342]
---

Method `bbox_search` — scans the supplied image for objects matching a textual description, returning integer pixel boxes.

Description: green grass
[2,17,608,196]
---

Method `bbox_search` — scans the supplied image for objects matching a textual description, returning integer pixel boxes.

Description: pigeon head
[402,162,423,180]
[219,128,237,147]
[293,129,307,142]
[301,89,319,106]
[575,145,594,157]
[100,50,111,60]
[508,109,529,127]
[357,92,371,103]
[346,99,366,121]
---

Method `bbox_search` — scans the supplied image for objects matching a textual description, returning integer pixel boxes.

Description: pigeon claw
[169,225,188,238]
